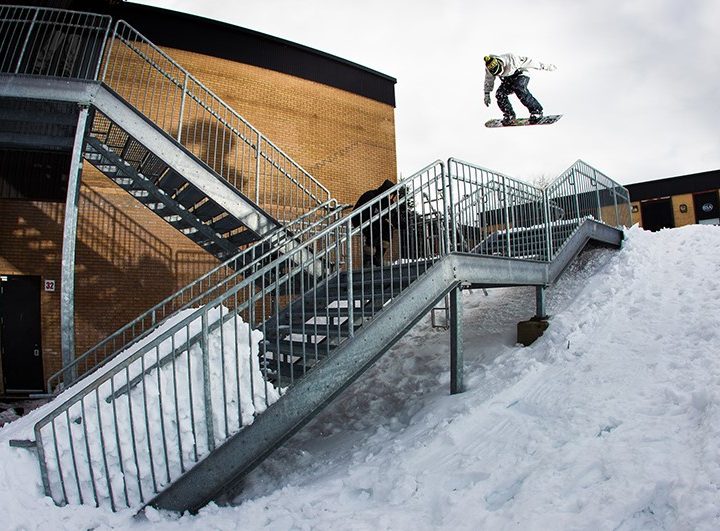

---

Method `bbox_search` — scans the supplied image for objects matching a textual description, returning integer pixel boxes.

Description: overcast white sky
[133,0,720,185]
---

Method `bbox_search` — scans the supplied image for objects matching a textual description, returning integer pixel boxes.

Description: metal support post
[201,311,215,452]
[60,105,90,385]
[535,285,547,320]
[255,130,262,204]
[594,180,602,222]
[449,285,463,395]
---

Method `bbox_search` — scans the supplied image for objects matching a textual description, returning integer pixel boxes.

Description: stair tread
[210,214,243,234]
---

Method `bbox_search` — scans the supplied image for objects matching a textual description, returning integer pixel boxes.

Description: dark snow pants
[496,73,543,117]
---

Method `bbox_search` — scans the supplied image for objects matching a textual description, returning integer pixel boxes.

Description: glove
[484,93,491,107]
[541,63,557,72]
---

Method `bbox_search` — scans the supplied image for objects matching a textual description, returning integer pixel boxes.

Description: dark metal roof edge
[145,5,397,84]
[625,169,720,201]
[118,2,397,105]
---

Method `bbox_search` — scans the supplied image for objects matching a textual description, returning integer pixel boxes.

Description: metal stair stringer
[145,219,623,512]
[0,75,323,272]
[0,75,280,245]
[145,254,461,513]
[87,82,279,241]
[547,219,623,282]
[87,83,325,275]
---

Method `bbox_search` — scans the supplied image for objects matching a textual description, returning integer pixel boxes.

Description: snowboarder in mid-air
[483,53,557,127]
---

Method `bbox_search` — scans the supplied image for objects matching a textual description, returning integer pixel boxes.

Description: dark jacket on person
[352,179,396,243]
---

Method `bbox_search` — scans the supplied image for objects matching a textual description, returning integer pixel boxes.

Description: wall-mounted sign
[44,280,56,292]
[702,203,714,213]
[679,204,688,213]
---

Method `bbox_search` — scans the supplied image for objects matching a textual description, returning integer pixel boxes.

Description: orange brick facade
[0,43,397,393]
[164,47,397,206]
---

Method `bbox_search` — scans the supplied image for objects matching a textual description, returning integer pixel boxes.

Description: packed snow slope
[1,224,719,530]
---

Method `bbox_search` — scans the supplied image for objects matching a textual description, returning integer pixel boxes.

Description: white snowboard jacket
[484,53,556,94]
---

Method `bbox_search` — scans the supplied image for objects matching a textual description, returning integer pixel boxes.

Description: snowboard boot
[529,113,543,124]
[501,114,516,126]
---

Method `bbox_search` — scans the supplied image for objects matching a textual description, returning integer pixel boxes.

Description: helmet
[484,55,503,76]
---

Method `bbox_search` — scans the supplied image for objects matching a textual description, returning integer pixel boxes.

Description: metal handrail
[33,158,631,511]
[45,199,344,394]
[102,20,331,221]
[0,6,112,79]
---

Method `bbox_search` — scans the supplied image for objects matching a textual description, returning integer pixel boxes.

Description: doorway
[0,275,44,393]
[640,198,675,232]
[693,191,720,225]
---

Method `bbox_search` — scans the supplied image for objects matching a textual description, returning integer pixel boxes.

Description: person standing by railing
[352,179,397,267]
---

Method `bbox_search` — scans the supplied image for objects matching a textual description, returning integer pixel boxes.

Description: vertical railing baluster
[14,8,37,73]
[201,311,215,452]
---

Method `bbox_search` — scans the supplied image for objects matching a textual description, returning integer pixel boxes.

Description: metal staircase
[43,198,344,394]
[82,114,259,261]
[30,158,632,513]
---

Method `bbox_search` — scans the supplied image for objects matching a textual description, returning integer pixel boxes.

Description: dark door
[0,276,44,393]
[641,198,675,232]
[693,191,720,225]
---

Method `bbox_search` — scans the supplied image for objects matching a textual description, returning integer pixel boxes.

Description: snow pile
[2,305,276,516]
[1,224,719,529]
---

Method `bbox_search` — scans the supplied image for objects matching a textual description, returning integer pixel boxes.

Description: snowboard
[485,114,562,128]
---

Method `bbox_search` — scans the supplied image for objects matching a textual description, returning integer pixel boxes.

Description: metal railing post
[92,19,113,81]
[445,162,455,253]
[345,220,354,336]
[613,187,620,227]
[543,190,552,261]
[593,169,602,222]
[177,72,188,142]
[14,8,37,73]
[201,312,215,452]
[572,171,581,224]
[502,176,512,256]
[255,130,262,204]
[100,20,118,82]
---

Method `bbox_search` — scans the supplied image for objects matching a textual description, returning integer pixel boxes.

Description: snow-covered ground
[1,224,719,530]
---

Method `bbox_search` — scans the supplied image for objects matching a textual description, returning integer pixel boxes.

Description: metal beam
[60,105,89,383]
[547,220,623,282]
[145,259,460,512]
[535,285,547,319]
[449,285,463,394]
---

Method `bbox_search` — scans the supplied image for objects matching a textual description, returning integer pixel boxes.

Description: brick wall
[0,170,218,390]
[163,47,397,206]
